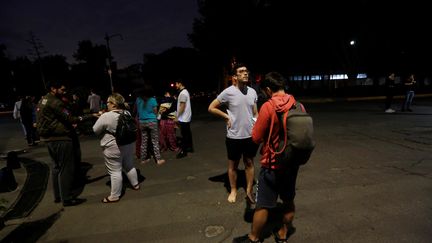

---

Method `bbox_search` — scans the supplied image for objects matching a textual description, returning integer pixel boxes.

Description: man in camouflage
[36,80,92,207]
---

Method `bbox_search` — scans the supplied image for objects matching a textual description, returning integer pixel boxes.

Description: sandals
[272,231,288,243]
[101,197,120,203]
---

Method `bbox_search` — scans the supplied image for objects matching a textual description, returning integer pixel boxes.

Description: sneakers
[385,108,395,113]
[232,234,261,243]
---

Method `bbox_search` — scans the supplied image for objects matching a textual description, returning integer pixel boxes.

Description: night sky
[0,0,199,68]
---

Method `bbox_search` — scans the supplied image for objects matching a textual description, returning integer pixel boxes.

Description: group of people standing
[35,78,195,205]
[384,72,417,113]
[133,79,194,166]
[31,62,303,242]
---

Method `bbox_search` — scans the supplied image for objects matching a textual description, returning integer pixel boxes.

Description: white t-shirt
[87,94,101,112]
[13,100,22,119]
[176,89,192,122]
[217,85,257,139]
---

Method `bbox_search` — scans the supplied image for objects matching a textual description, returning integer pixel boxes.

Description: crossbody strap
[266,98,296,155]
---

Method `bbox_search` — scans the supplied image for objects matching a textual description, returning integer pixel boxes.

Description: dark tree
[72,40,109,92]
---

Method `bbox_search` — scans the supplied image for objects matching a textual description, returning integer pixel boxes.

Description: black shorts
[225,137,258,161]
[256,165,300,209]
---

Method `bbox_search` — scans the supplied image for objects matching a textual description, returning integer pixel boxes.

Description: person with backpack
[234,72,308,243]
[93,92,140,203]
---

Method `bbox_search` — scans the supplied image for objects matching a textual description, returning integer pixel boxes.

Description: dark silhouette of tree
[189,0,431,81]
[0,44,15,101]
[71,40,109,92]
[10,57,41,95]
[41,55,70,83]
[141,47,211,94]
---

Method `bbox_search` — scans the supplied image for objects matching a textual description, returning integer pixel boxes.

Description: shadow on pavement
[2,158,49,221]
[1,211,61,243]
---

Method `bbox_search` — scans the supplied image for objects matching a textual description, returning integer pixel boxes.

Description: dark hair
[46,80,64,90]
[230,62,247,76]
[175,79,188,87]
[260,72,286,92]
[137,84,154,103]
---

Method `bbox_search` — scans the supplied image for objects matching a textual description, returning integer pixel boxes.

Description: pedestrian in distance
[36,80,93,207]
[93,92,140,203]
[234,72,301,243]
[20,96,38,146]
[87,89,101,113]
[13,96,27,138]
[175,79,194,159]
[208,62,258,204]
[401,73,416,112]
[384,73,396,113]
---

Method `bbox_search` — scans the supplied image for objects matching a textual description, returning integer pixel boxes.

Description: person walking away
[384,73,396,113]
[93,92,140,203]
[13,96,27,138]
[87,89,101,113]
[208,63,258,204]
[20,96,38,146]
[401,74,416,112]
[175,79,194,159]
[234,72,301,243]
[158,90,178,152]
[36,80,91,207]
[136,85,165,165]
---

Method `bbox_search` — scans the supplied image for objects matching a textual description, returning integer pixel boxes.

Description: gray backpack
[267,98,315,166]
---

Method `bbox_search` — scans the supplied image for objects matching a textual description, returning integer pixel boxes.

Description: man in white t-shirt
[208,63,258,204]
[87,90,101,113]
[175,79,193,159]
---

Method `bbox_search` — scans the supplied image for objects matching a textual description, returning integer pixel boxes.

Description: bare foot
[227,191,237,203]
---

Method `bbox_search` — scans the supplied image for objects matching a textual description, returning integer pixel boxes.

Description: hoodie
[252,92,295,169]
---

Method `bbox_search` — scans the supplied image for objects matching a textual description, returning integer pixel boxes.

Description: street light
[104,33,123,93]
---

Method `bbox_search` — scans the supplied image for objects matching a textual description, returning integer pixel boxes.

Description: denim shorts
[256,165,300,209]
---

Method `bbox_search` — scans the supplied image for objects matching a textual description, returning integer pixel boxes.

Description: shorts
[225,137,258,161]
[255,165,300,209]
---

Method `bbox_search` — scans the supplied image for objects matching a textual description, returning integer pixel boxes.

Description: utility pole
[27,31,47,90]
[104,33,123,93]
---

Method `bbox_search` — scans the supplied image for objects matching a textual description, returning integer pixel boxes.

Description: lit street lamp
[104,33,123,93]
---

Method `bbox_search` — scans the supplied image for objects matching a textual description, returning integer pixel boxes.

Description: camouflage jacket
[36,93,82,141]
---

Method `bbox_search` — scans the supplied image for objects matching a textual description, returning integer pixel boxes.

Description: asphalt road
[1,97,431,243]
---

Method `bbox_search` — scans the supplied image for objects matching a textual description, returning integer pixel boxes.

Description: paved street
[1,97,432,243]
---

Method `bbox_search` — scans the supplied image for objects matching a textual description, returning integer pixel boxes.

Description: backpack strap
[266,97,296,157]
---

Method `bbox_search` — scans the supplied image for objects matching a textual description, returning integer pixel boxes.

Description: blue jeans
[403,91,415,110]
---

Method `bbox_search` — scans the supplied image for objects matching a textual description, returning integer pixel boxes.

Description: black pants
[47,140,76,202]
[385,88,394,110]
[178,121,193,152]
